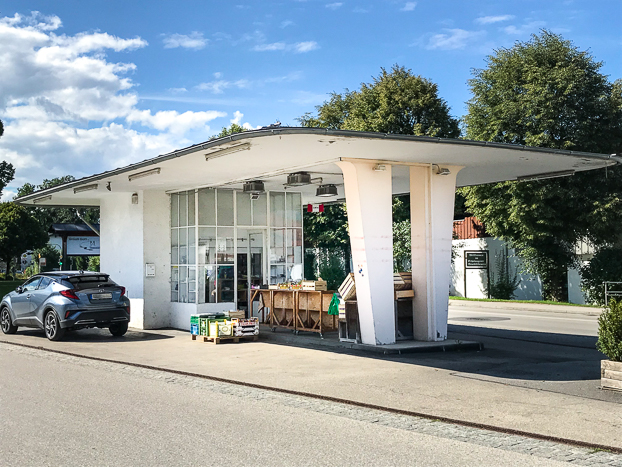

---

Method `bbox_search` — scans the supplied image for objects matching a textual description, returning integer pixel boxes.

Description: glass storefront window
[216,227,234,264]
[270,192,285,227]
[174,188,303,302]
[217,190,234,226]
[198,227,216,265]
[198,188,215,226]
[237,192,251,225]
[253,193,267,226]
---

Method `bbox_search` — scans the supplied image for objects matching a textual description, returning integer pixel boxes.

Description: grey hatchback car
[0,271,130,341]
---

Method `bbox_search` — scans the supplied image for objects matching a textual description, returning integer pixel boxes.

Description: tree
[0,120,15,199]
[211,124,247,139]
[298,65,460,137]
[461,31,622,301]
[0,203,48,279]
[17,176,100,233]
[300,65,460,275]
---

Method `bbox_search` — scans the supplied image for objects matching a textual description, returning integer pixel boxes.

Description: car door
[11,277,42,325]
[29,276,52,327]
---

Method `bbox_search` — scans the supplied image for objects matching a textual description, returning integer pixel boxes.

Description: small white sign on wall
[145,263,156,277]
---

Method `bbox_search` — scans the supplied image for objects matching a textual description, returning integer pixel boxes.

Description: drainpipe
[75,209,100,236]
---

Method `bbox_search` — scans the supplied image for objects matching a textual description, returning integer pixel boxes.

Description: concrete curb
[449,299,603,315]
[258,329,483,354]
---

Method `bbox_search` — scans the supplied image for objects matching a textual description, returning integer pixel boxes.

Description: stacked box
[209,320,233,337]
[190,315,200,335]
[199,317,227,336]
[231,317,259,337]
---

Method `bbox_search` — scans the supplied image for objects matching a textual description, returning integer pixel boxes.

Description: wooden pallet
[191,334,259,344]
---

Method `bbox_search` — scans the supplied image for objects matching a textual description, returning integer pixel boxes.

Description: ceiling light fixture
[128,167,161,182]
[205,142,251,161]
[286,172,312,186]
[316,184,338,197]
[243,180,265,195]
[73,183,99,194]
[373,164,386,172]
[517,170,575,182]
[33,195,52,204]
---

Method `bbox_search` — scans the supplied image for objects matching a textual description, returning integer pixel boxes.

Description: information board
[465,251,489,269]
[67,236,100,256]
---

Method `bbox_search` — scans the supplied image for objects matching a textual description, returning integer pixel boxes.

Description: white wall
[451,238,542,301]
[100,191,145,328]
[142,191,172,328]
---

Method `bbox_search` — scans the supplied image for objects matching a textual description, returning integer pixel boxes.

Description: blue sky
[0,0,620,198]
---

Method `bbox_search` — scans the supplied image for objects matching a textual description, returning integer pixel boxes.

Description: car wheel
[1,307,17,334]
[44,310,65,341]
[109,322,128,337]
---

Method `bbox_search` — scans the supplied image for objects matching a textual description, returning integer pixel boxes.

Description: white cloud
[195,71,301,94]
[195,79,250,94]
[503,21,547,36]
[162,32,207,50]
[400,2,417,12]
[231,111,244,125]
[426,29,485,50]
[326,3,343,10]
[253,41,319,53]
[0,12,227,191]
[280,20,294,28]
[475,15,515,24]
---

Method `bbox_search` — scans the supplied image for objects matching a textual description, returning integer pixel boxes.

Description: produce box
[209,320,233,337]
[338,273,356,300]
[231,317,259,336]
[228,310,246,319]
[301,280,327,291]
[199,317,227,336]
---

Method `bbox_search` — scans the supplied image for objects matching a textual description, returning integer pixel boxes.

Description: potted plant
[597,299,622,391]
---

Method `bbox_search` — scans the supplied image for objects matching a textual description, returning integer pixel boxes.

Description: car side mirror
[16,286,23,294]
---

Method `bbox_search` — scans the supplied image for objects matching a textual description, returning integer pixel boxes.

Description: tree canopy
[0,202,48,278]
[211,123,247,139]
[17,176,100,232]
[461,31,622,301]
[298,64,460,137]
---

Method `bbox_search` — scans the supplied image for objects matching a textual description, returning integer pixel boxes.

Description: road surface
[2,342,618,467]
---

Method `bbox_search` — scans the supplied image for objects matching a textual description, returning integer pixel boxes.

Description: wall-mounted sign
[465,251,489,269]
[145,263,156,277]
[67,236,100,256]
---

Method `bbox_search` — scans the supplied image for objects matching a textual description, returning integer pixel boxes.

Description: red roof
[453,217,488,239]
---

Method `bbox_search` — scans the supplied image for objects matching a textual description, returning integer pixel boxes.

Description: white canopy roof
[14,127,618,206]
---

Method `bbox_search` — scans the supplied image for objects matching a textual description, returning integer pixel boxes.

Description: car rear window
[66,275,115,289]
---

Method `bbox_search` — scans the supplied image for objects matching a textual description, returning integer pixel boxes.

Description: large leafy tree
[0,203,48,279]
[300,65,460,273]
[299,64,460,137]
[0,120,15,199]
[461,31,622,301]
[17,176,100,233]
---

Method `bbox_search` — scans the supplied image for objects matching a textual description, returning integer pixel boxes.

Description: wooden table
[250,289,338,336]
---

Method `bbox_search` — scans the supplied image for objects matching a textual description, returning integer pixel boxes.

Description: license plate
[91,293,112,300]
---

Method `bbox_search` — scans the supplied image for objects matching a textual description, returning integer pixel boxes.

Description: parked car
[0,271,130,341]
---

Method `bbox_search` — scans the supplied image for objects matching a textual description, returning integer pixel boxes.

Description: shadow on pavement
[11,327,173,343]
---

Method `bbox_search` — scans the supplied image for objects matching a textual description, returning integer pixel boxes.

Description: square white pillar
[337,160,395,345]
[410,165,463,341]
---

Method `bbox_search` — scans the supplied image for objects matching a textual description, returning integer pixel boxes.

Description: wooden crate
[301,280,328,291]
[192,334,259,344]
[393,272,412,290]
[228,310,246,319]
[394,289,415,299]
[338,273,356,300]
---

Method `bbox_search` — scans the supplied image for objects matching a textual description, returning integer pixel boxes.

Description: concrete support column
[337,160,395,345]
[410,165,463,341]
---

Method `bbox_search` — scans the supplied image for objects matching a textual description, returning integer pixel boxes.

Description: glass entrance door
[236,230,266,315]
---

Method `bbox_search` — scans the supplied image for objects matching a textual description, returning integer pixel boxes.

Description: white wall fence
[450,238,588,304]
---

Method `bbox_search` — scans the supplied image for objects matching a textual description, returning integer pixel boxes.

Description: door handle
[26,294,31,298]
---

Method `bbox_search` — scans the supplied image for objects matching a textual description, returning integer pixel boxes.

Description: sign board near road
[465,251,489,269]
[67,236,100,256]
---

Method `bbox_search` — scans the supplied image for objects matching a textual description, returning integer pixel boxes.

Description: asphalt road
[0,343,593,467]
[448,305,599,337]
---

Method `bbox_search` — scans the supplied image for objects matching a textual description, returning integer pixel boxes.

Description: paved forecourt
[1,326,620,449]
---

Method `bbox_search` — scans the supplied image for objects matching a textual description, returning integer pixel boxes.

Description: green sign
[465,251,489,269]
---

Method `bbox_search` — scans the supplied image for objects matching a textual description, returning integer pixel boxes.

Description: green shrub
[87,256,100,272]
[580,247,622,305]
[487,248,520,300]
[317,249,347,290]
[597,299,622,362]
